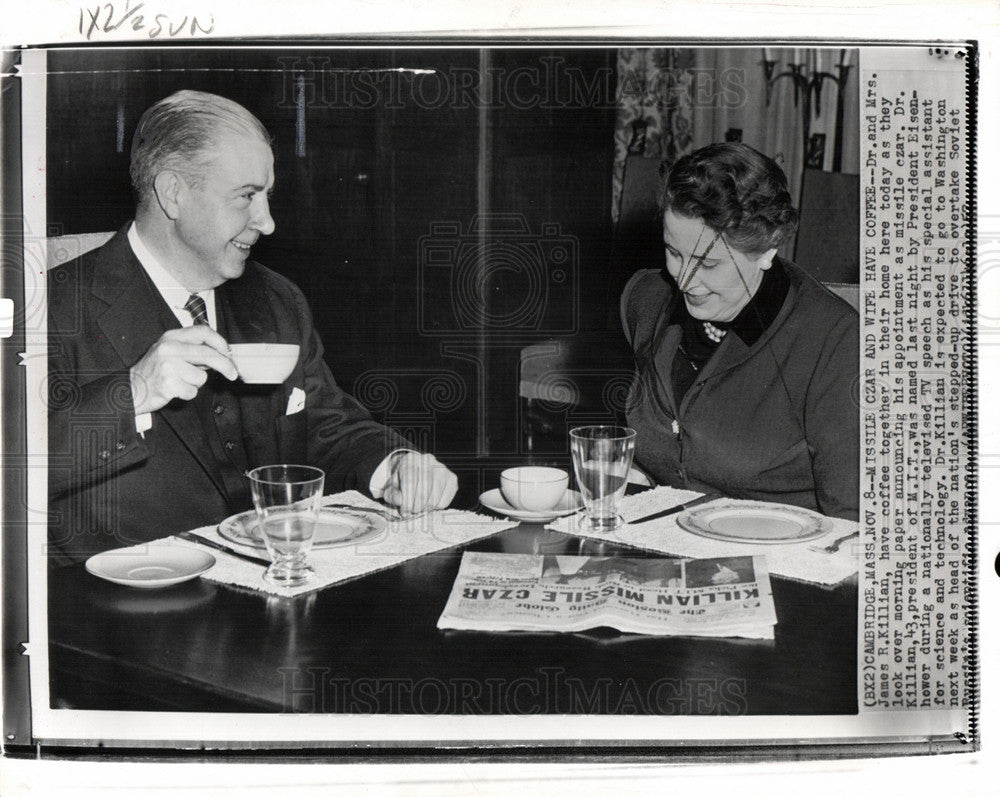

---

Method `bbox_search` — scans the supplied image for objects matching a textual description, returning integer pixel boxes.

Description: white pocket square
[286,387,306,415]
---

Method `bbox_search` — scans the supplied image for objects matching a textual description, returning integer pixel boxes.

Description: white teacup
[500,466,569,512]
[230,343,300,384]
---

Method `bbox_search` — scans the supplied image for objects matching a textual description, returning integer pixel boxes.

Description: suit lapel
[89,227,229,500]
[90,228,179,370]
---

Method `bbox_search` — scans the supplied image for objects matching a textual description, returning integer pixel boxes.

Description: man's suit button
[115,440,126,451]
[224,440,235,451]
[98,450,110,461]
[214,404,225,415]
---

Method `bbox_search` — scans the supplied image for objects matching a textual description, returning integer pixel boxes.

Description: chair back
[794,169,859,284]
[824,282,860,311]
[46,231,115,270]
[518,336,635,454]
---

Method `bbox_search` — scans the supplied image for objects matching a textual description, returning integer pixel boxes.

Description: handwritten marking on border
[78,2,214,40]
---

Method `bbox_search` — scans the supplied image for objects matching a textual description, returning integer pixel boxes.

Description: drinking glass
[569,426,637,532]
[247,464,325,587]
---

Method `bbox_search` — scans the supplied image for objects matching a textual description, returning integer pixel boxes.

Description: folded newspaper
[437,552,777,640]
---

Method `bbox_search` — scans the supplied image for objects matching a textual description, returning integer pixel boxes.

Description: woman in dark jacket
[621,142,859,520]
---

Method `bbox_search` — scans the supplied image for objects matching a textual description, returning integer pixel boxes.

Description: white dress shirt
[128,222,218,329]
[127,223,217,434]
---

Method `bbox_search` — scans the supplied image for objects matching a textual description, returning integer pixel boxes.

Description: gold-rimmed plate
[218,507,387,549]
[677,501,832,544]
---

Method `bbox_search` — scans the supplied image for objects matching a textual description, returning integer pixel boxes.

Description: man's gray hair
[129,90,271,203]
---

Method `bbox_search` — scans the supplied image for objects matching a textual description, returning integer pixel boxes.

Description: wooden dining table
[46,488,858,717]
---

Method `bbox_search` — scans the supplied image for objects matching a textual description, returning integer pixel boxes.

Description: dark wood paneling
[484,49,617,456]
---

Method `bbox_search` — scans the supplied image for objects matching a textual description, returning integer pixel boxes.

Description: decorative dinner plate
[218,507,387,550]
[479,488,584,522]
[85,546,216,589]
[676,501,832,544]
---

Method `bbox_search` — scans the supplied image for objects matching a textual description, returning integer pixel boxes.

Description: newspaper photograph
[0,31,979,764]
[438,552,777,638]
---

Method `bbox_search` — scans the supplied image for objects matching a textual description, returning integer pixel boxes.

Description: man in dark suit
[47,90,457,564]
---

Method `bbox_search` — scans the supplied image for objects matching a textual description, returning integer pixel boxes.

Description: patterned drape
[612,47,860,233]
[689,47,859,217]
[611,48,696,224]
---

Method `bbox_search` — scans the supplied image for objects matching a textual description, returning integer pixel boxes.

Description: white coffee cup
[230,343,300,384]
[500,466,569,512]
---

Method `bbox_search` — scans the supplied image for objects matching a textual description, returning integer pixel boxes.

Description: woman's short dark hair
[658,142,799,254]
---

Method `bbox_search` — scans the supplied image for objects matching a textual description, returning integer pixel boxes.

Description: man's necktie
[184,294,210,327]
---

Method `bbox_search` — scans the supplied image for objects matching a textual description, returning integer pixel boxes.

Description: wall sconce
[761,48,852,171]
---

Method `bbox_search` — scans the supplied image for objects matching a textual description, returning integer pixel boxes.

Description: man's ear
[152,171,184,220]
[756,248,778,270]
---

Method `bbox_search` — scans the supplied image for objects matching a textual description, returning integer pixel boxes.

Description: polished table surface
[48,519,858,716]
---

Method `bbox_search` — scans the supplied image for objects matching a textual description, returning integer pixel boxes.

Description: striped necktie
[184,294,210,327]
